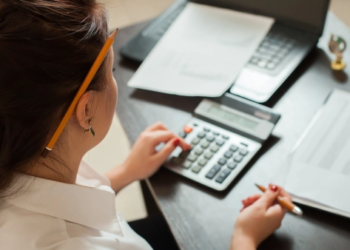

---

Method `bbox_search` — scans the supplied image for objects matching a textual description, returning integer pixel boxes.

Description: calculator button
[224,151,233,159]
[191,137,201,145]
[227,162,237,170]
[222,135,230,140]
[218,158,227,165]
[193,123,198,127]
[197,132,206,139]
[215,169,232,183]
[212,131,220,136]
[198,158,208,167]
[178,131,187,138]
[203,127,210,132]
[239,149,249,156]
[183,125,193,134]
[183,161,192,169]
[216,139,225,146]
[194,148,204,155]
[210,145,220,153]
[206,135,215,142]
[179,150,190,159]
[205,165,221,179]
[234,155,243,163]
[229,145,239,152]
[201,141,210,149]
[191,164,202,173]
[187,154,198,162]
[204,152,214,159]
[170,157,183,165]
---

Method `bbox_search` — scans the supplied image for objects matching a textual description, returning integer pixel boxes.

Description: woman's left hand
[106,122,191,192]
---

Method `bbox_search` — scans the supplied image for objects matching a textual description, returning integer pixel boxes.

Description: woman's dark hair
[0,0,109,196]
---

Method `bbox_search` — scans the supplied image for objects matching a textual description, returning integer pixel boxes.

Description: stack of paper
[274,89,350,217]
[128,3,274,97]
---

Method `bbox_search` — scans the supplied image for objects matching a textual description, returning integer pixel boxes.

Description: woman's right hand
[230,185,292,250]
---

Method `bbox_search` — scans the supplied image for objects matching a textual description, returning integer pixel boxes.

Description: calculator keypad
[165,118,260,191]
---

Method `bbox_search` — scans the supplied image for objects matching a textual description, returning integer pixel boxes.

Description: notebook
[273,89,350,218]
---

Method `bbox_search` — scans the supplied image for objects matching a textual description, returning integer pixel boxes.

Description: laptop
[120,0,330,103]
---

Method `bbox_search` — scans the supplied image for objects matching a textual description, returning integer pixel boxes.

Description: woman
[0,0,291,249]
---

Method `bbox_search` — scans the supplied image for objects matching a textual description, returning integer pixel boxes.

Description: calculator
[164,94,281,191]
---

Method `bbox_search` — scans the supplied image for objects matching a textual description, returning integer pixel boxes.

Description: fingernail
[173,138,180,147]
[269,185,278,192]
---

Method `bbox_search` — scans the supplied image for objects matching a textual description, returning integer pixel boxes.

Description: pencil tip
[254,183,260,188]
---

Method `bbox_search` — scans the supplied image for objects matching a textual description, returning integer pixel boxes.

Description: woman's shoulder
[0,200,96,250]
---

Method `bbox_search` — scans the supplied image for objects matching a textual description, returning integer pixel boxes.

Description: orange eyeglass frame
[42,29,118,158]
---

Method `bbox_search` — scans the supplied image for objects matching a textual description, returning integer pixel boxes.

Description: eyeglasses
[42,29,118,158]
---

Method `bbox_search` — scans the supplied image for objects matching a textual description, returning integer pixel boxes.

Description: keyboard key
[187,154,198,162]
[210,145,220,153]
[218,158,227,165]
[212,131,220,136]
[234,155,243,163]
[222,135,229,140]
[215,169,232,183]
[229,145,239,152]
[183,161,192,169]
[224,151,233,159]
[201,141,210,149]
[191,137,201,145]
[198,158,208,167]
[194,148,204,155]
[250,57,259,64]
[267,63,276,70]
[203,127,210,132]
[206,135,215,142]
[239,149,249,156]
[204,152,214,160]
[183,125,193,134]
[205,165,221,179]
[216,140,225,146]
[227,162,237,170]
[258,60,268,68]
[197,132,206,138]
[191,164,202,174]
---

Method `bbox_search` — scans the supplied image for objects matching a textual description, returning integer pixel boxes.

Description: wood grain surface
[113,12,350,250]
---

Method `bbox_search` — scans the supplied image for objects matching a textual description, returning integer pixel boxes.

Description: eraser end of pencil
[293,206,303,217]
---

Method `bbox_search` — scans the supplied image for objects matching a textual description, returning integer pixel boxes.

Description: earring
[84,118,95,137]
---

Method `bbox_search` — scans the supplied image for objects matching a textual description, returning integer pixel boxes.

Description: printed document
[275,89,350,217]
[128,3,274,96]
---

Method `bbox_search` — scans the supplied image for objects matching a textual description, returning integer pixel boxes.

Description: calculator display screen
[207,106,258,130]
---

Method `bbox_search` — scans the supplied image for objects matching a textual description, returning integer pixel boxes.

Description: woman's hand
[105,122,191,192]
[230,185,292,250]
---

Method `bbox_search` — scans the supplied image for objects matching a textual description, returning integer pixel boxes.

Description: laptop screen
[193,0,329,34]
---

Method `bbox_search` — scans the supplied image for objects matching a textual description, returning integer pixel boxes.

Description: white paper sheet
[277,89,350,216]
[128,3,274,97]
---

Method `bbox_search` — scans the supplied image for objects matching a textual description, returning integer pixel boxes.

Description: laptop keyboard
[146,4,295,72]
[249,32,296,70]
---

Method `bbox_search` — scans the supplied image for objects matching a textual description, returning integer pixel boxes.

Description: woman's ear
[74,91,93,130]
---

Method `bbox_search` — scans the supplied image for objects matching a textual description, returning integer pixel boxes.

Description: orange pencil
[255,184,303,216]
[41,29,118,158]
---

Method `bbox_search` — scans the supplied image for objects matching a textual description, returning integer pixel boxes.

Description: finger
[266,203,286,222]
[255,185,280,209]
[145,122,168,132]
[149,130,191,150]
[242,194,262,206]
[152,138,182,165]
[276,186,292,202]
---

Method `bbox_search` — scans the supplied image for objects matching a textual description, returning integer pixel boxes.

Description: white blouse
[0,162,153,250]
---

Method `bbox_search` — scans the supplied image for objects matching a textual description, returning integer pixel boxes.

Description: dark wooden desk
[113,12,350,250]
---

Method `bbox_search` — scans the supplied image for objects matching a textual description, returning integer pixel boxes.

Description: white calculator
[164,94,281,191]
